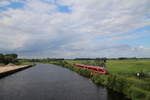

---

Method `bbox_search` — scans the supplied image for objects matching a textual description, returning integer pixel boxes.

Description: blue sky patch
[57,5,71,13]
[0,2,24,11]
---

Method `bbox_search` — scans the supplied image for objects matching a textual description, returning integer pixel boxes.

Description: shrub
[78,68,92,78]
[113,75,128,92]
[129,86,148,100]
[91,74,108,86]
[0,53,18,64]
[127,77,150,91]
[107,74,117,89]
[146,93,150,100]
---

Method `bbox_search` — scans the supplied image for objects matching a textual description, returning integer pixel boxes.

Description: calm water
[0,63,129,100]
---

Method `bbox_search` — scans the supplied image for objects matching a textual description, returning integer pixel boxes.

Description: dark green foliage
[95,58,107,67]
[127,78,150,91]
[91,73,150,100]
[129,87,148,100]
[91,74,108,86]
[27,58,64,63]
[0,53,18,64]
[146,93,150,100]
[77,68,92,78]
[74,58,107,67]
[0,53,4,63]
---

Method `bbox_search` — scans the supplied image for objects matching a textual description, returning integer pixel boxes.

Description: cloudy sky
[0,0,150,58]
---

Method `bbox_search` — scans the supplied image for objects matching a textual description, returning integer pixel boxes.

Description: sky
[0,0,150,58]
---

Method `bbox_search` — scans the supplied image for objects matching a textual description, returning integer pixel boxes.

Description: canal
[0,63,129,100]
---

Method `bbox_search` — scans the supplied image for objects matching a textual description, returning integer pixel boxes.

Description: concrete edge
[0,65,33,79]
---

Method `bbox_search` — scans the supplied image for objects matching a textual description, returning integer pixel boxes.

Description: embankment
[0,65,33,78]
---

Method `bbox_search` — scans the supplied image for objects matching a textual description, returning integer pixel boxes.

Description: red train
[74,64,109,74]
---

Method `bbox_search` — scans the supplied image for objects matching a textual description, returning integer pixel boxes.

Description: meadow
[107,59,150,74]
[66,59,150,78]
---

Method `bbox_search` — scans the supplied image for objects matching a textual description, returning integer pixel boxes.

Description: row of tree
[24,57,107,67]
[0,53,18,65]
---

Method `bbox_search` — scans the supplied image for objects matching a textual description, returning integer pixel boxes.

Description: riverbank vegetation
[16,60,34,66]
[0,53,18,65]
[0,53,34,66]
[29,58,150,100]
[53,59,150,100]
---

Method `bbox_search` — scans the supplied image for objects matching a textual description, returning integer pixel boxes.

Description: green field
[67,59,150,74]
[64,59,150,82]
[107,59,150,73]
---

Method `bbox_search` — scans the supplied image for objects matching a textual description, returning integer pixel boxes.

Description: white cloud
[25,0,57,13]
[0,0,150,58]
[0,31,29,50]
[0,1,10,7]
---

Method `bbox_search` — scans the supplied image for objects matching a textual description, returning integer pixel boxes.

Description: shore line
[0,65,33,78]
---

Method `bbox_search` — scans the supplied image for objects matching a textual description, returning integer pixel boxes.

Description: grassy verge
[16,60,35,66]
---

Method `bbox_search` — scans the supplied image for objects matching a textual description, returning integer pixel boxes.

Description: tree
[0,53,4,64]
[95,58,107,67]
[0,53,18,64]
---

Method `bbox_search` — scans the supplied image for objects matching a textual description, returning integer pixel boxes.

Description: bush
[113,75,128,92]
[129,86,148,100]
[0,54,4,64]
[127,78,150,91]
[91,74,108,86]
[146,93,150,100]
[78,68,92,78]
[107,74,117,89]
[0,53,18,64]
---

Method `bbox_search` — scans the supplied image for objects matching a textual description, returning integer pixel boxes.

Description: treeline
[23,58,107,67]
[0,53,18,65]
[21,57,150,62]
[23,58,64,62]
[74,57,150,60]
[74,57,107,60]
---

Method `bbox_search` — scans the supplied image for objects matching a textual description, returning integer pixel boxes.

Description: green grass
[67,59,150,74]
[107,59,150,73]
[65,59,150,81]
[16,60,34,66]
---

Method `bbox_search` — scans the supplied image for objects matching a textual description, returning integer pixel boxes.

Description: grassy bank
[49,60,150,100]
[16,60,35,66]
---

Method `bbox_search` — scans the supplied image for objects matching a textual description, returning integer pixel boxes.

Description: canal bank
[0,65,33,78]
